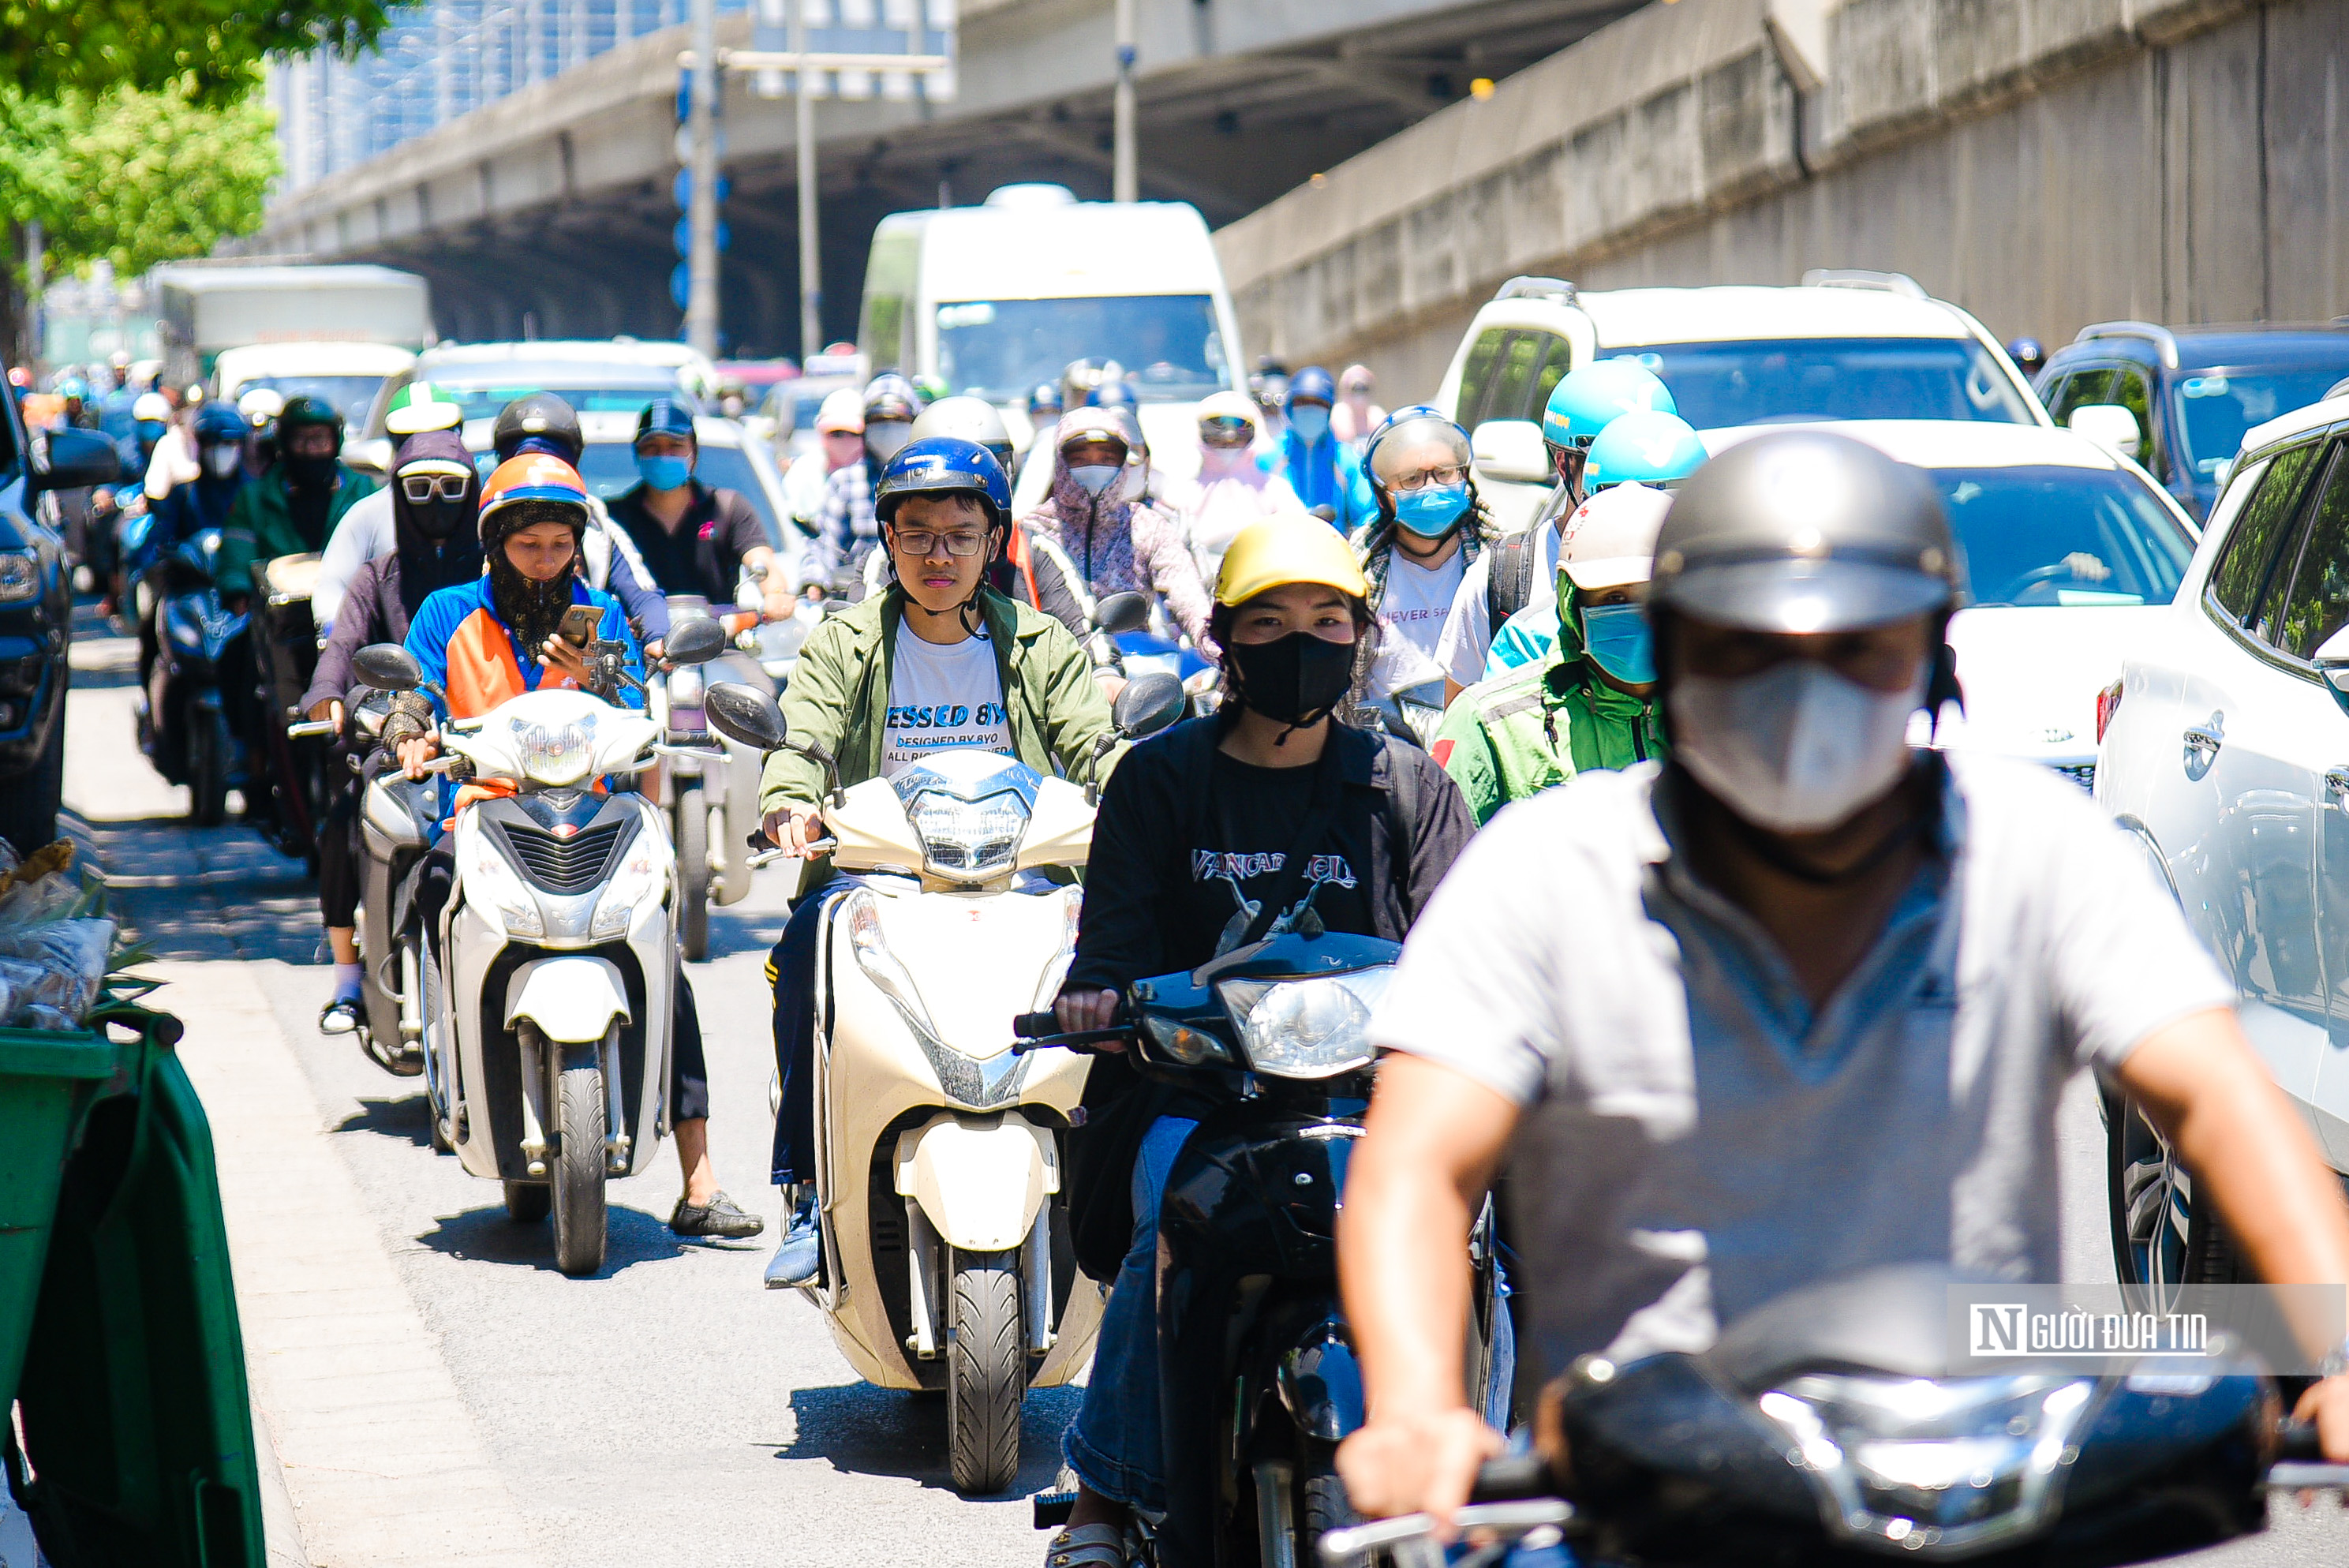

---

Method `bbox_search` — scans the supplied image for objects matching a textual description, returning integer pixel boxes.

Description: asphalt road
[55,605,2349,1565]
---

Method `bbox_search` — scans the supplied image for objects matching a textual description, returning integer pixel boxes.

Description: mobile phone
[557,604,603,649]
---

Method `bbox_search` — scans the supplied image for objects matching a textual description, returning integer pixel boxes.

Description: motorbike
[649,593,769,960]
[701,670,1189,1496]
[1360,679,1444,750]
[247,552,334,870]
[347,617,728,1275]
[1319,1263,2349,1568]
[129,526,248,826]
[311,686,439,1081]
[1011,928,1513,1567]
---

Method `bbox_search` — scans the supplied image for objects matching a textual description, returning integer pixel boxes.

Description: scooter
[311,686,438,1081]
[649,594,768,960]
[248,552,333,870]
[131,526,247,826]
[1012,926,1510,1566]
[702,671,1190,1496]
[1319,1264,2349,1568]
[347,619,727,1275]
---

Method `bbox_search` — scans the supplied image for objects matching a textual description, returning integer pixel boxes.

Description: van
[856,184,1247,500]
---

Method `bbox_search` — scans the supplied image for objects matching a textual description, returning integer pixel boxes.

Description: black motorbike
[1319,1263,2349,1568]
[1016,929,1511,1567]
[132,526,249,826]
[248,554,333,870]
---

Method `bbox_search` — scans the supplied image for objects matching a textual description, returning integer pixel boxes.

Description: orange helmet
[477,452,589,548]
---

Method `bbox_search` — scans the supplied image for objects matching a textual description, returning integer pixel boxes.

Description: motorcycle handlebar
[286,718,339,739]
[1009,1009,1129,1053]
[1468,1454,1554,1503]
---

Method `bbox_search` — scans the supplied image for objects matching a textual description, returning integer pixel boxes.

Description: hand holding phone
[557,604,603,649]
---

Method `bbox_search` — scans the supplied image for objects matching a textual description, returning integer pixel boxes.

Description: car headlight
[1756,1374,2095,1554]
[1216,970,1390,1078]
[905,786,1030,881]
[460,823,544,937]
[0,551,37,604]
[513,715,596,787]
[847,893,941,1036]
[591,832,664,939]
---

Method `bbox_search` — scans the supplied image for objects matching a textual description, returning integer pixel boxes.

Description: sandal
[1044,1524,1128,1568]
[319,997,361,1035]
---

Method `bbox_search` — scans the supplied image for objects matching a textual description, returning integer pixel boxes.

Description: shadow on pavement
[66,810,318,964]
[410,1197,697,1277]
[775,1379,1082,1498]
[702,907,786,960]
[335,1094,437,1148]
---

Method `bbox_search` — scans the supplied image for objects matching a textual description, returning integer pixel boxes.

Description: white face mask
[1671,660,1925,834]
[1069,464,1121,495]
[203,444,241,478]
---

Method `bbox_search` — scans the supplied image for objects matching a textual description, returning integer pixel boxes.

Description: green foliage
[2,80,282,279]
[4,0,408,110]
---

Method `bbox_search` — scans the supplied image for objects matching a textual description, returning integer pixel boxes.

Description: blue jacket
[1267,431,1376,530]
[404,575,645,720]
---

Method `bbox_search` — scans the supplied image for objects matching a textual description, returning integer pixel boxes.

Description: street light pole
[793,0,821,361]
[1112,0,1136,203]
[685,0,720,358]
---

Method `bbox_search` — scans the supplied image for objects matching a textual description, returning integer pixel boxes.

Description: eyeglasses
[400,473,471,503]
[1200,417,1253,446]
[1386,463,1468,493]
[890,527,989,558]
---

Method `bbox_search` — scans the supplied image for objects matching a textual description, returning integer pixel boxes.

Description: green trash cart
[0,999,264,1568]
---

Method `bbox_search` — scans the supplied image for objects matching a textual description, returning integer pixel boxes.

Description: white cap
[815,387,864,433]
[238,387,285,421]
[1558,482,1672,591]
[133,391,172,422]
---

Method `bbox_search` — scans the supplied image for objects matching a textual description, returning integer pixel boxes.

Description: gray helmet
[1650,429,1958,634]
[910,395,1014,471]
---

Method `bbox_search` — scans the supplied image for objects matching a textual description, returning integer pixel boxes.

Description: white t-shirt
[1367,548,1468,699]
[882,621,1015,777]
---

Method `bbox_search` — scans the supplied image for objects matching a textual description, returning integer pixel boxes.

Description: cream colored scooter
[705,673,1188,1495]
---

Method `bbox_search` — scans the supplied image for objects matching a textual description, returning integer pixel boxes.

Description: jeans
[1063,1113,1198,1516]
[765,871,861,1186]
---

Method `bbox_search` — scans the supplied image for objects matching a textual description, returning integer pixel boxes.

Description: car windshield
[2174,367,2349,480]
[434,381,687,425]
[1934,464,2194,607]
[236,374,388,428]
[1613,338,2037,427]
[471,439,779,542]
[934,295,1227,403]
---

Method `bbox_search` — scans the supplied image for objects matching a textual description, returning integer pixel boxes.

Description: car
[2091,385,2349,1298]
[1702,420,2196,786]
[0,382,122,855]
[349,339,721,472]
[2035,320,2349,522]
[1437,271,2048,530]
[454,412,794,556]
[212,341,417,429]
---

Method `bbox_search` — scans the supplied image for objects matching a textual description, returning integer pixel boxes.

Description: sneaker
[319,997,361,1035]
[669,1191,765,1241]
[763,1188,821,1288]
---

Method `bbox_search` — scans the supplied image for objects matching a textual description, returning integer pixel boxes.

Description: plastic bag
[0,919,115,1027]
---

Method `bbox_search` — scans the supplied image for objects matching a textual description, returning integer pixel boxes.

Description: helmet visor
[1367,414,1472,488]
[1659,556,1954,635]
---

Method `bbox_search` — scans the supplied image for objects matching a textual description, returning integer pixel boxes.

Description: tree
[3,0,409,110]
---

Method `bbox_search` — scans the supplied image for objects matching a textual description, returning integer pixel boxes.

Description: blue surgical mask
[637,453,692,491]
[1392,483,1468,537]
[137,419,166,444]
[1580,600,1656,685]
[1287,405,1331,443]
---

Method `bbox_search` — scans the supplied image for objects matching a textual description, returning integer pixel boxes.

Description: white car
[454,412,795,556]
[214,340,417,429]
[350,339,722,472]
[1435,272,2049,530]
[1704,420,2196,784]
[2093,387,2349,1296]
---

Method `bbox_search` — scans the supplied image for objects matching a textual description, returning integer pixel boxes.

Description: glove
[382,690,436,747]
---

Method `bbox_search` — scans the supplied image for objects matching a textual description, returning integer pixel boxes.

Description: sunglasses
[1200,417,1253,445]
[890,527,989,558]
[400,473,472,503]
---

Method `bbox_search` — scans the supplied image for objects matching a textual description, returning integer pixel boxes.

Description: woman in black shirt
[1045,516,1472,1564]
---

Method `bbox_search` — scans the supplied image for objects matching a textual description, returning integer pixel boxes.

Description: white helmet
[910,395,1014,470]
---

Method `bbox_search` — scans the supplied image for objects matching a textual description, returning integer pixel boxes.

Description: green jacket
[219,462,377,593]
[758,584,1122,821]
[1432,649,1665,825]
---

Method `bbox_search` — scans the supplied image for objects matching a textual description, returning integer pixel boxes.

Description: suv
[2036,320,2349,520]
[1435,271,2047,529]
[0,379,124,855]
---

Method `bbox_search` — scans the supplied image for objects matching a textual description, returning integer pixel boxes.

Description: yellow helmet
[1214,515,1371,607]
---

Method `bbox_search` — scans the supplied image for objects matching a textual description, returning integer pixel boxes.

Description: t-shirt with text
[1369,549,1468,699]
[882,620,1015,777]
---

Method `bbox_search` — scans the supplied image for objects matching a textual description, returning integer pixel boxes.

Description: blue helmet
[1542,359,1675,452]
[1288,365,1337,409]
[193,402,251,443]
[1585,410,1706,492]
[1085,378,1138,414]
[875,436,1012,530]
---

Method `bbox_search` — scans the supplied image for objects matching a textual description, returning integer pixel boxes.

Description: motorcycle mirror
[1090,590,1152,637]
[664,616,727,664]
[1112,672,1186,740]
[351,642,425,693]
[705,682,790,752]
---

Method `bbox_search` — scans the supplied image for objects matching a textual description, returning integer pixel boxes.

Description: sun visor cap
[1651,429,1958,634]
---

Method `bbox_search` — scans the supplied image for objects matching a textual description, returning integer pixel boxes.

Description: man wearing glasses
[1353,407,1501,707]
[751,436,1123,1285]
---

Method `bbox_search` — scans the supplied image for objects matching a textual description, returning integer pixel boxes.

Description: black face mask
[284,452,339,490]
[1226,631,1356,727]
[406,498,470,541]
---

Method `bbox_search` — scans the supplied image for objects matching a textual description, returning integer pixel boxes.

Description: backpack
[1485,529,1542,627]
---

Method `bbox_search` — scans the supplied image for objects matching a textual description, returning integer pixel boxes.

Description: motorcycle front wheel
[947,1250,1024,1495]
[677,780,710,962]
[548,1035,609,1277]
[187,707,230,826]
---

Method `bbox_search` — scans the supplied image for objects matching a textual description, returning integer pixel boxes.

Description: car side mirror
[705,682,790,751]
[1470,418,1550,485]
[30,427,125,492]
[664,616,727,664]
[1090,590,1152,637]
[2314,630,2349,712]
[2067,404,2141,461]
[1113,672,1187,741]
[352,642,425,693]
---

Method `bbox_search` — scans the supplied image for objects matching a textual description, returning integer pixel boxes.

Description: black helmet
[1650,429,1957,634]
[492,392,584,463]
[276,394,343,443]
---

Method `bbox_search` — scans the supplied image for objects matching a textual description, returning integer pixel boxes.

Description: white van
[856,184,1247,500]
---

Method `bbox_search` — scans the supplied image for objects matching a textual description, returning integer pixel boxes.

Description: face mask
[1227,631,1356,727]
[1069,464,1121,496]
[1288,405,1331,443]
[1580,601,1656,686]
[866,421,912,462]
[285,452,338,488]
[202,444,241,479]
[406,498,470,541]
[1671,660,1925,834]
[137,419,166,445]
[1392,483,1468,538]
[637,453,692,491]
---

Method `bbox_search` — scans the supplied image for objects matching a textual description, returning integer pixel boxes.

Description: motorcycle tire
[678,781,710,963]
[550,1052,608,1277]
[503,1181,549,1222]
[1300,1453,1358,1544]
[187,709,230,826]
[946,1250,1025,1495]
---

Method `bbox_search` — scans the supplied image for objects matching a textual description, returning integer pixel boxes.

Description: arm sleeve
[1065,747,1174,992]
[1401,746,1476,926]
[215,487,261,592]
[1138,506,1218,653]
[1034,616,1123,785]
[402,596,457,720]
[1431,696,1506,828]
[1027,533,1093,639]
[1435,558,1494,689]
[814,472,851,577]
[601,534,671,643]
[301,560,380,714]
[758,616,857,815]
[313,497,383,630]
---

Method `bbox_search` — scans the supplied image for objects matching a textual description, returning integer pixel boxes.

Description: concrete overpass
[1213,0,2349,399]
[248,0,1647,354]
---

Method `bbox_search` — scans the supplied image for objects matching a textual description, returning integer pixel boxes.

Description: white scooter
[649,594,769,960]
[705,671,1189,1495]
[350,619,728,1275]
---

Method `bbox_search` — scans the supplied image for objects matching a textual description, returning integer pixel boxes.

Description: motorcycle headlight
[847,893,941,1036]
[459,822,544,937]
[1142,1015,1233,1065]
[1216,970,1390,1078]
[1756,1374,2096,1555]
[0,551,36,604]
[513,716,596,787]
[904,786,1030,881]
[591,831,664,939]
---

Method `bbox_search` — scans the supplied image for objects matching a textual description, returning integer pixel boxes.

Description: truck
[151,261,432,395]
